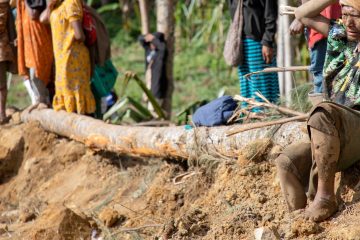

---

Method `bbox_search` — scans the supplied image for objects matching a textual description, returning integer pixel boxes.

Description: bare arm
[39,7,50,23]
[295,0,336,36]
[39,0,56,24]
[71,20,85,42]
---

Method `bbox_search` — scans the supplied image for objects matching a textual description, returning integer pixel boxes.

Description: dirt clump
[30,204,96,240]
[0,126,24,182]
[98,208,126,227]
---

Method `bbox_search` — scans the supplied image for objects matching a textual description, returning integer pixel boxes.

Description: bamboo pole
[244,66,310,79]
[138,0,150,34]
[21,109,308,159]
[156,0,177,119]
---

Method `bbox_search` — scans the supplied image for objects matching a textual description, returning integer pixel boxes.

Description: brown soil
[1,118,360,239]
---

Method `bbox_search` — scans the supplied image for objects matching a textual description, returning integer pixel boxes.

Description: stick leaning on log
[226,114,308,136]
[233,94,305,117]
[227,94,309,136]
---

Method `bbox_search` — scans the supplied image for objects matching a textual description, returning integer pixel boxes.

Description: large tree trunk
[156,0,177,119]
[21,109,307,160]
[138,0,150,34]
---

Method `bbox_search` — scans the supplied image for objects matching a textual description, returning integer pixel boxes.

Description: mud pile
[0,119,360,239]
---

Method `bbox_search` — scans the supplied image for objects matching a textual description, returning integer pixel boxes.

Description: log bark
[21,109,308,159]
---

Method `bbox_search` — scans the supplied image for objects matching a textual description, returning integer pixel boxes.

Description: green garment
[323,20,360,107]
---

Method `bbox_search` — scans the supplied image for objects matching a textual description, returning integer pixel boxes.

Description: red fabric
[308,3,342,49]
[82,6,97,46]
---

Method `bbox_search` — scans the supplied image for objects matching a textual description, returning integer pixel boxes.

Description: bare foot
[304,197,338,222]
[0,115,10,125]
[23,102,48,115]
[37,102,48,110]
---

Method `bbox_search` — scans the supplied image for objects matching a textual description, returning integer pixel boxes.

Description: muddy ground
[1,115,360,239]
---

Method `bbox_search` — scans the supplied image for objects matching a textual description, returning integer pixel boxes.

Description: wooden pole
[277,0,293,105]
[277,12,285,97]
[244,66,310,79]
[156,0,177,119]
[138,0,150,34]
[21,109,307,159]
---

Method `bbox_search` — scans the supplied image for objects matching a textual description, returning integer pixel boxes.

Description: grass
[7,9,310,121]
[7,75,30,109]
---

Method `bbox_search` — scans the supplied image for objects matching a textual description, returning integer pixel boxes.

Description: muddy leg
[305,127,340,222]
[276,155,307,211]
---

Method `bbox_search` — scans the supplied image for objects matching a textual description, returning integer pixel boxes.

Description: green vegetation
[7,1,311,120]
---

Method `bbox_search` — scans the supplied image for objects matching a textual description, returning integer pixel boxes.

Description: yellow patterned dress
[50,0,95,114]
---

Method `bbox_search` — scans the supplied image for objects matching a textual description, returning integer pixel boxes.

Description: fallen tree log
[21,109,308,159]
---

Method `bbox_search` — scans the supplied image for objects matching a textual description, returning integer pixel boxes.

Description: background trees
[8,0,311,120]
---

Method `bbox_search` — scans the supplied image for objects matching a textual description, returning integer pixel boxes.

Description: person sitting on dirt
[138,32,167,115]
[275,0,360,222]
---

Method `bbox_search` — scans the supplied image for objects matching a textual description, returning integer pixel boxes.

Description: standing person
[40,0,95,115]
[289,1,341,93]
[276,0,360,222]
[17,0,53,106]
[139,32,167,116]
[0,0,16,124]
[228,0,279,106]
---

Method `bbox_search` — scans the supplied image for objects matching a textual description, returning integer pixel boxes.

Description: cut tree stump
[21,109,308,159]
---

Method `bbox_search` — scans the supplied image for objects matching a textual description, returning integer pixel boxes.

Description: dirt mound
[30,204,95,240]
[0,121,360,239]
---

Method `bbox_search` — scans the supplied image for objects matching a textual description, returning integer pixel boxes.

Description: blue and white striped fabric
[238,38,279,107]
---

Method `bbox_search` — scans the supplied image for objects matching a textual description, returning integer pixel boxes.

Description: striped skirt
[238,38,279,106]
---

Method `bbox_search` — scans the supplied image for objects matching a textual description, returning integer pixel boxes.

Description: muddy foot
[304,197,338,222]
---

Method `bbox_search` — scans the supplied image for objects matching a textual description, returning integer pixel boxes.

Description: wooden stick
[280,11,295,15]
[226,114,308,136]
[233,95,304,117]
[279,5,296,15]
[244,66,310,79]
[254,92,305,116]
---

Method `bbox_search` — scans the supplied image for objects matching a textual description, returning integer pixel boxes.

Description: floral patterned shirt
[323,20,360,108]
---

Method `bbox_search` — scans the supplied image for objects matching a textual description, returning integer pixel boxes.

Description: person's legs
[29,68,50,105]
[276,155,308,210]
[275,141,312,211]
[23,77,37,105]
[309,39,327,93]
[238,39,251,100]
[242,39,279,105]
[304,127,340,221]
[0,62,7,123]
